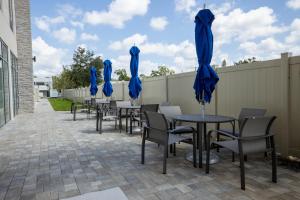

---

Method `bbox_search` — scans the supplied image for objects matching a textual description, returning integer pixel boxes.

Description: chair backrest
[240,116,276,138]
[159,106,182,118]
[116,101,131,107]
[239,116,276,153]
[238,108,267,127]
[141,104,159,112]
[160,101,171,106]
[96,99,108,103]
[110,100,117,109]
[140,104,159,120]
[144,111,169,143]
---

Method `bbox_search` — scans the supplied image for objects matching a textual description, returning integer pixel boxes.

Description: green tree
[53,46,104,91]
[52,66,76,92]
[150,66,175,77]
[234,57,257,66]
[114,69,130,81]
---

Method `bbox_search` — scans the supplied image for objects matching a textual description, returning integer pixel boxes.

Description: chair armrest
[208,129,238,139]
[238,133,275,141]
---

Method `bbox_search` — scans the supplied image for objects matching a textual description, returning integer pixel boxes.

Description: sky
[31,0,300,77]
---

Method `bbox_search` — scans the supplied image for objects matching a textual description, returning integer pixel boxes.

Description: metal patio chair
[130,104,159,134]
[206,116,277,190]
[142,111,196,174]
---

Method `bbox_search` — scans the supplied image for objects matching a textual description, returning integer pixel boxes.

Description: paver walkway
[0,99,299,200]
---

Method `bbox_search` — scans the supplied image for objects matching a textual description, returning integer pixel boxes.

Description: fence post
[122,81,125,100]
[280,52,291,156]
[165,76,169,103]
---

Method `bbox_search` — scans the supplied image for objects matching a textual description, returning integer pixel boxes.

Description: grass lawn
[48,98,73,111]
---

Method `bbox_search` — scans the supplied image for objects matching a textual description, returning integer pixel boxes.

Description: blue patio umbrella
[90,66,98,96]
[193,9,219,103]
[102,60,113,97]
[128,46,142,99]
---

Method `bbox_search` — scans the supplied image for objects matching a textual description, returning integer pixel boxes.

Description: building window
[0,38,11,126]
[8,0,14,31]
[11,52,18,116]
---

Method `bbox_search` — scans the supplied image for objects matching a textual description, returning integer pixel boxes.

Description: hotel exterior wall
[62,54,300,157]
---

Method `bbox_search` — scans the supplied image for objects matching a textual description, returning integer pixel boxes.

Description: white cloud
[84,0,150,28]
[286,18,300,44]
[286,0,300,10]
[175,0,196,12]
[53,27,76,44]
[110,33,197,74]
[213,7,286,45]
[110,34,148,50]
[110,55,162,76]
[57,4,83,17]
[80,33,99,41]
[32,37,68,76]
[239,37,287,57]
[150,17,168,31]
[35,16,65,32]
[71,21,84,29]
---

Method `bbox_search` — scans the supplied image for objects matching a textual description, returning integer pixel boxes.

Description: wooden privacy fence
[62,53,300,157]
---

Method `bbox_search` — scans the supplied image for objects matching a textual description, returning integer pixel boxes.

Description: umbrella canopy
[193,9,219,103]
[89,66,98,96]
[128,46,142,99]
[102,60,113,97]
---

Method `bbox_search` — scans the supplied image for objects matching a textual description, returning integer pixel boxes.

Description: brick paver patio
[0,99,299,200]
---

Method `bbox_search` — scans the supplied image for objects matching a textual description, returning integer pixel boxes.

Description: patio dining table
[173,114,235,168]
[118,105,141,133]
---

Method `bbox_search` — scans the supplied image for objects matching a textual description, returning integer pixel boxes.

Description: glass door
[0,53,4,127]
[0,39,10,126]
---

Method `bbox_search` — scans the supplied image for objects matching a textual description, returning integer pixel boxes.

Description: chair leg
[238,143,245,190]
[216,133,220,152]
[73,106,76,121]
[232,152,235,162]
[141,136,145,164]
[173,144,176,156]
[163,144,168,174]
[96,110,99,131]
[130,114,133,134]
[99,112,103,134]
[271,137,277,183]
[193,131,196,168]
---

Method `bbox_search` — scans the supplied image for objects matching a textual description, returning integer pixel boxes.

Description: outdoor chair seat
[171,125,194,134]
[214,139,270,154]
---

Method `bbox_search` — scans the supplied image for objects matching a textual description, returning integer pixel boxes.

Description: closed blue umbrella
[90,66,98,96]
[128,46,142,99]
[193,9,219,103]
[102,60,113,97]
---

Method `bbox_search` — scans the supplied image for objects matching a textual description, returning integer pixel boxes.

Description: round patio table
[173,114,235,168]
